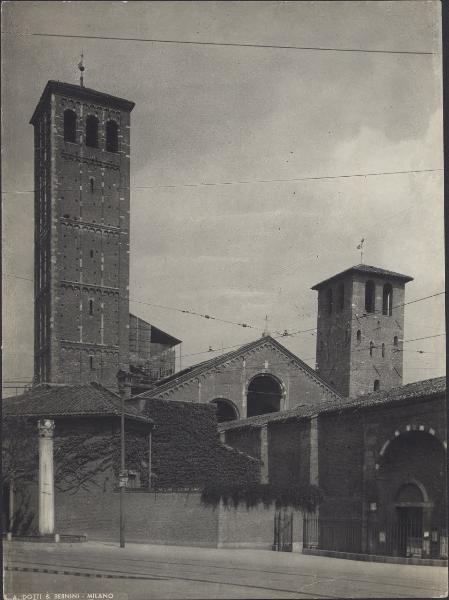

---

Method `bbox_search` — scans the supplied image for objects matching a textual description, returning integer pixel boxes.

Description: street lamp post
[117,370,131,549]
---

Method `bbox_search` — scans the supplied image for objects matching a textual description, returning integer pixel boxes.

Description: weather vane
[78,51,85,87]
[357,238,365,263]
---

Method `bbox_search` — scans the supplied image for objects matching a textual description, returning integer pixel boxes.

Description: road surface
[3,540,447,599]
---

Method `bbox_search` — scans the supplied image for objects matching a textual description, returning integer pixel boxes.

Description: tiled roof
[2,382,152,424]
[219,376,446,431]
[134,335,342,401]
[311,264,413,290]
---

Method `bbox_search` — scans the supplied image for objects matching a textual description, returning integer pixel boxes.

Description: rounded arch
[376,425,447,470]
[63,109,77,143]
[246,372,285,418]
[210,398,239,423]
[365,280,375,313]
[85,114,99,148]
[395,480,429,504]
[105,119,119,153]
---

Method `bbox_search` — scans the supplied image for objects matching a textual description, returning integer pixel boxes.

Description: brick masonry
[149,340,338,418]
[32,83,133,389]
[314,271,408,398]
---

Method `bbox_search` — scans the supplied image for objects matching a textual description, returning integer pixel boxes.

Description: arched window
[326,288,333,315]
[86,115,99,148]
[356,330,361,343]
[63,110,77,143]
[106,120,118,153]
[393,335,399,346]
[373,379,380,391]
[210,398,238,423]
[337,283,344,312]
[89,356,94,371]
[90,249,94,258]
[365,281,375,313]
[370,341,374,357]
[90,178,94,193]
[383,283,393,316]
[89,299,93,315]
[382,343,385,357]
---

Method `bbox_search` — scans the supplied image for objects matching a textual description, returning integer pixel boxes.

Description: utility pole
[117,370,131,548]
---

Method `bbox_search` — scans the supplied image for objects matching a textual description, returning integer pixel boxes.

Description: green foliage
[201,481,324,511]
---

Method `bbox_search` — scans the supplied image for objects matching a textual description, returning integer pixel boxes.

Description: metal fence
[303,516,448,559]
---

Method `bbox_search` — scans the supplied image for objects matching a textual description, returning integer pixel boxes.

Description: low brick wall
[217,502,304,551]
[56,489,219,547]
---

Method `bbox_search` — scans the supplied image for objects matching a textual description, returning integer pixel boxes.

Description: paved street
[3,540,447,599]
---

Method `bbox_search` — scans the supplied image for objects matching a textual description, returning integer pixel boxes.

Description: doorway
[396,506,423,557]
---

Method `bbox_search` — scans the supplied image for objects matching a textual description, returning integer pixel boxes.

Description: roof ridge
[134,335,343,401]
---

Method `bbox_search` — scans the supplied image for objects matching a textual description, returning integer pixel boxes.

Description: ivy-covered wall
[141,397,259,489]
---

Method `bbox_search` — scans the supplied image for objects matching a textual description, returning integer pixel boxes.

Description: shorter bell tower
[312,265,413,398]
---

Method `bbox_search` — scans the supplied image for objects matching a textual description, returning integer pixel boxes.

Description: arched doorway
[247,374,283,417]
[210,398,239,423]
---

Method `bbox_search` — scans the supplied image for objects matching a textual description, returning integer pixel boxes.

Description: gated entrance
[272,509,293,551]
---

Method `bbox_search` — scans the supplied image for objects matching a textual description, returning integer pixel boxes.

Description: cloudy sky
[2,1,445,391]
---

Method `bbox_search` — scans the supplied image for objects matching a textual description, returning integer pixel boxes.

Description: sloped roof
[129,313,182,346]
[219,376,446,431]
[311,264,413,290]
[2,382,152,424]
[134,335,343,401]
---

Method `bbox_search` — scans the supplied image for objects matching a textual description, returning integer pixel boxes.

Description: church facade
[3,76,445,561]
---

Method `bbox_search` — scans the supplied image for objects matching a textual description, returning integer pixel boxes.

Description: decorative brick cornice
[61,150,120,171]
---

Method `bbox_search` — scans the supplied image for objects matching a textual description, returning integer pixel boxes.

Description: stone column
[38,419,55,535]
[260,425,269,483]
[307,415,320,548]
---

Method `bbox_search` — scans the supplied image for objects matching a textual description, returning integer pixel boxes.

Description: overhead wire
[1,168,443,196]
[0,31,432,55]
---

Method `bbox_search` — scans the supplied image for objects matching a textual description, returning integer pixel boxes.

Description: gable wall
[151,342,336,418]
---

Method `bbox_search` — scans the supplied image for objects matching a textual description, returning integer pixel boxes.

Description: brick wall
[224,427,261,459]
[315,273,407,398]
[56,489,219,547]
[268,420,310,488]
[151,341,337,417]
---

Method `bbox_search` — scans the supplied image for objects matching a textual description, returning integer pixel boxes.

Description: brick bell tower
[312,265,413,398]
[30,78,135,388]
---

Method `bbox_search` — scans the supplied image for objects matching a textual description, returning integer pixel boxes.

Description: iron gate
[272,509,293,552]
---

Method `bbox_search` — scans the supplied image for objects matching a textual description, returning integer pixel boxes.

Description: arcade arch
[246,373,284,418]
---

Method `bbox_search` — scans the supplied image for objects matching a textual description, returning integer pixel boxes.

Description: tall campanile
[30,80,135,388]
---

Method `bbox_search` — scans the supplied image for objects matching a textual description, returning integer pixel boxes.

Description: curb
[4,566,163,581]
[302,548,448,567]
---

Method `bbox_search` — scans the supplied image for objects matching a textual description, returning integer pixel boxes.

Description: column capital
[38,419,55,438]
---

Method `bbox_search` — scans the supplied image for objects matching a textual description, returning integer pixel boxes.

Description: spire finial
[356,237,365,264]
[262,315,270,337]
[78,50,85,87]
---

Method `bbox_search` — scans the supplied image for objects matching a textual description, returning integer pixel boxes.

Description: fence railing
[303,516,448,559]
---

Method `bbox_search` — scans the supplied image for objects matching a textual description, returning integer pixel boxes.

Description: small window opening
[89,299,93,315]
[393,335,399,346]
[326,288,333,315]
[365,281,375,313]
[90,178,94,193]
[63,110,76,143]
[89,356,94,370]
[382,283,393,316]
[382,343,385,357]
[374,379,380,391]
[106,120,119,153]
[337,283,344,312]
[370,341,374,357]
[356,330,361,343]
[86,115,99,148]
[90,250,94,258]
